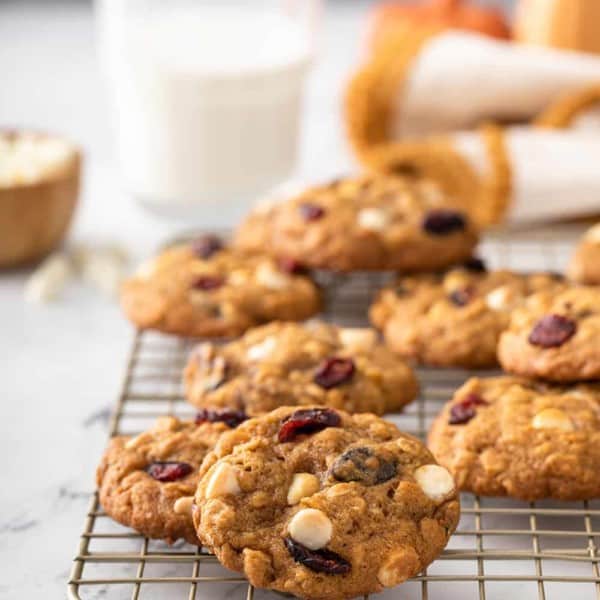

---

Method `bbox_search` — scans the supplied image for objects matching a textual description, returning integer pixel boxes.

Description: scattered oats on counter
[72,243,129,297]
[24,242,130,303]
[24,253,74,303]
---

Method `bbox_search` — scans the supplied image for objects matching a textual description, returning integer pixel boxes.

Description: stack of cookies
[98,173,600,599]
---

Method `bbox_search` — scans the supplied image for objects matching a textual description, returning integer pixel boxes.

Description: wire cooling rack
[68,225,600,600]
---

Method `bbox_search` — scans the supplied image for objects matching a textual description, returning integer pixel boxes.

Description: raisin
[195,408,247,428]
[448,286,474,307]
[528,314,577,348]
[278,257,308,275]
[314,357,355,389]
[284,538,351,575]
[330,447,397,486]
[146,461,193,482]
[422,210,466,235]
[191,235,223,259]
[278,408,341,443]
[462,257,487,273]
[299,203,325,221]
[449,393,488,425]
[192,276,224,291]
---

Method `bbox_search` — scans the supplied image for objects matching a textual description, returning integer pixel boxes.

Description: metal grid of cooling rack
[68,225,600,600]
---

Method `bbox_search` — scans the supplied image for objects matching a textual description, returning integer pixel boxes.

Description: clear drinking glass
[95,0,319,224]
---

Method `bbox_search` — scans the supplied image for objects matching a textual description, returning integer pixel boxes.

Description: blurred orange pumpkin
[515,0,600,55]
[370,0,511,49]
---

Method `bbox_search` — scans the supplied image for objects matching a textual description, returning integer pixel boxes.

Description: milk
[96,1,312,219]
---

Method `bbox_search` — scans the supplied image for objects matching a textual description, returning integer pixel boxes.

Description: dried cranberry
[299,203,325,222]
[146,461,193,482]
[278,408,341,443]
[331,447,396,486]
[462,257,487,273]
[278,257,308,275]
[449,393,488,425]
[192,276,224,291]
[195,408,247,429]
[284,538,351,575]
[191,235,223,259]
[448,286,474,307]
[314,357,355,389]
[528,314,577,348]
[422,210,466,235]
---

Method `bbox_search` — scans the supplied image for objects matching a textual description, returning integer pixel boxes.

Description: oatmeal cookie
[193,406,459,600]
[568,224,600,285]
[97,414,244,544]
[120,235,321,337]
[235,174,479,272]
[370,264,567,368]
[498,286,600,381]
[428,376,600,500]
[184,321,418,416]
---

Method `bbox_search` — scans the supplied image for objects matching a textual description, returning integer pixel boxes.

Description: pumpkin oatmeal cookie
[193,406,459,600]
[498,286,600,382]
[120,235,321,337]
[235,174,479,272]
[184,321,418,416]
[428,376,600,500]
[97,414,245,544]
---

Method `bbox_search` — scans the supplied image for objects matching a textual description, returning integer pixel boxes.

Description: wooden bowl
[0,131,81,268]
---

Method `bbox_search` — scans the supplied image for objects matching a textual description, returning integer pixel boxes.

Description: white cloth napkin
[394,32,600,137]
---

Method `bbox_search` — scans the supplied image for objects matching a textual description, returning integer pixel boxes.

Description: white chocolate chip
[413,464,455,501]
[173,496,194,515]
[357,208,389,232]
[288,508,332,550]
[79,249,127,297]
[287,473,320,505]
[24,253,73,303]
[338,328,377,351]
[252,198,277,215]
[205,462,241,499]
[246,336,277,362]
[485,285,520,312]
[584,224,600,244]
[135,258,157,280]
[255,262,290,290]
[532,408,574,431]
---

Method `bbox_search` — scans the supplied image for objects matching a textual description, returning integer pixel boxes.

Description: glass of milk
[95,0,318,223]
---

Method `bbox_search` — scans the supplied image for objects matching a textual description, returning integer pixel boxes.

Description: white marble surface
[0,2,591,600]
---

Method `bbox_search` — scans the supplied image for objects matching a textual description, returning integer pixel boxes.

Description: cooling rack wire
[68,225,600,600]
